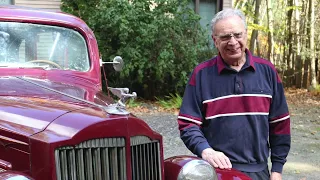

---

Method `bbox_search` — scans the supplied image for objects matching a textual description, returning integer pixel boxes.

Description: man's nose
[227,36,237,45]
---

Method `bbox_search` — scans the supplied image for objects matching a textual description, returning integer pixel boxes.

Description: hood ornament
[105,87,137,115]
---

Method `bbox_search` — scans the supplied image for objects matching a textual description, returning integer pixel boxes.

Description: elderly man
[177,8,290,180]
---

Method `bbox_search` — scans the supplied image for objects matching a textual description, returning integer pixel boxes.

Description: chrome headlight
[177,160,218,180]
[7,175,32,180]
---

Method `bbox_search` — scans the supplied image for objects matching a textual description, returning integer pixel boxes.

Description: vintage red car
[0,5,251,180]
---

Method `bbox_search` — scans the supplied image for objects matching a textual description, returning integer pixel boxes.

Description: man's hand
[270,172,282,180]
[201,148,232,169]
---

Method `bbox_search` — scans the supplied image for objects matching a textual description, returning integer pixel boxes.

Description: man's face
[212,16,247,63]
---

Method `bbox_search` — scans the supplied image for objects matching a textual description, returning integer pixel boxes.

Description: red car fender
[164,155,251,180]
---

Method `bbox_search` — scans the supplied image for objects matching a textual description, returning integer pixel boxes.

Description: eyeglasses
[214,32,244,41]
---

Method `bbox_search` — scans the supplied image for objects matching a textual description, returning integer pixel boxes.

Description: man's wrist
[271,161,284,173]
[270,172,282,180]
[196,143,211,157]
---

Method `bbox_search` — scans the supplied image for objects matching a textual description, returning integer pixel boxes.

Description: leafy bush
[311,84,320,94]
[61,0,216,99]
[156,93,183,109]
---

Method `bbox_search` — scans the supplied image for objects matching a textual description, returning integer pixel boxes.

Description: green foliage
[285,5,302,11]
[156,93,182,109]
[126,98,142,108]
[61,0,216,99]
[314,84,320,92]
[248,23,268,32]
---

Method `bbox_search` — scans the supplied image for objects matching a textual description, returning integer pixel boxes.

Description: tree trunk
[295,55,302,88]
[317,58,320,83]
[303,59,310,88]
[294,0,301,56]
[249,0,261,54]
[266,0,274,63]
[309,0,317,88]
[300,0,309,88]
[294,0,302,87]
[257,40,261,57]
[286,0,294,69]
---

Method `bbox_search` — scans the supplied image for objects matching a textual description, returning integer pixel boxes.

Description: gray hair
[210,8,247,34]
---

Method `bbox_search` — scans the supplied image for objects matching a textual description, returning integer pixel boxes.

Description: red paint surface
[164,156,251,180]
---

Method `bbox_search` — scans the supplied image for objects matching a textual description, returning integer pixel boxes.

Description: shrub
[156,93,183,109]
[61,0,216,99]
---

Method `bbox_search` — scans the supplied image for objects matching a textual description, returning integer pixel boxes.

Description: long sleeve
[177,73,211,157]
[269,70,291,173]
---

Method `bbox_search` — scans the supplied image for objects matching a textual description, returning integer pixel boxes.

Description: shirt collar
[217,48,256,74]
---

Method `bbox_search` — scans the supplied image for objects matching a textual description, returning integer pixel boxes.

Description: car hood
[0,96,90,137]
[0,76,88,100]
[0,76,94,137]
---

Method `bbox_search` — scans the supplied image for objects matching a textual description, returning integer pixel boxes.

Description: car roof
[0,5,91,32]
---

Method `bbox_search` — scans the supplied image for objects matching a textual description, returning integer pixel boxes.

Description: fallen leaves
[285,88,320,106]
[127,102,179,115]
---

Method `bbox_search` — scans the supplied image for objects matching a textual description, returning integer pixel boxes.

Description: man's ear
[212,34,218,47]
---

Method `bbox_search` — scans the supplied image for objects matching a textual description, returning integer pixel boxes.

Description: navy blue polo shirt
[178,49,291,173]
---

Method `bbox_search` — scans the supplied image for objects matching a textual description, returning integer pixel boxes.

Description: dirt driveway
[133,89,320,180]
[282,89,320,180]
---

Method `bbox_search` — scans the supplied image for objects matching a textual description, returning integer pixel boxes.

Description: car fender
[164,155,251,180]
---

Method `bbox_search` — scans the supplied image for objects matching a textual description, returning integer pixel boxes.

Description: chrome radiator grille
[55,136,161,180]
[55,138,126,180]
[130,136,162,180]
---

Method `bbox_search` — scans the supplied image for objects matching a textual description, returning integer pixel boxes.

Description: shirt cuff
[195,142,211,157]
[271,161,284,173]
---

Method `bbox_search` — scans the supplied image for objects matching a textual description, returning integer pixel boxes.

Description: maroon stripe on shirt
[189,59,217,86]
[270,119,291,135]
[253,57,282,83]
[270,113,290,122]
[178,119,200,130]
[178,113,202,130]
[204,95,271,118]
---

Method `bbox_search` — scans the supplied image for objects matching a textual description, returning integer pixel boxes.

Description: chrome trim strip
[0,135,28,146]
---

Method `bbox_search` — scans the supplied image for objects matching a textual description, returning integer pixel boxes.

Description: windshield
[0,22,90,71]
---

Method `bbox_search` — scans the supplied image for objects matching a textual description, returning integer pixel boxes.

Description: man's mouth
[227,48,240,53]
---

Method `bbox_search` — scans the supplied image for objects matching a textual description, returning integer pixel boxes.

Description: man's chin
[225,54,242,60]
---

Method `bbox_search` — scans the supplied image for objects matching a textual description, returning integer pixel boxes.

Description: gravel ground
[135,101,320,180]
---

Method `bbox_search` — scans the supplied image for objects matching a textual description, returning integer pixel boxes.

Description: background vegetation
[236,0,320,90]
[61,0,320,104]
[61,0,216,100]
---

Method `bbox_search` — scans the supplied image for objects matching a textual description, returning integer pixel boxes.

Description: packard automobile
[0,5,250,180]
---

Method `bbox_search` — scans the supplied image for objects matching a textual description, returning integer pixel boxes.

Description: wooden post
[217,0,223,12]
[195,0,199,14]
